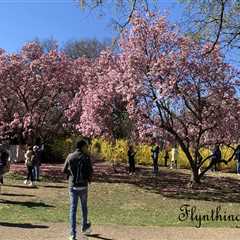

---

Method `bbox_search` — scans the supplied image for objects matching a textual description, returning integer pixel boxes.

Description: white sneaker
[24,180,28,185]
[28,182,33,187]
[82,223,92,235]
[68,236,76,240]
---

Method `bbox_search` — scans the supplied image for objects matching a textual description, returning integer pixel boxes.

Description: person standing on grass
[128,145,136,175]
[151,139,160,175]
[0,148,10,187]
[235,145,240,175]
[33,145,41,181]
[170,145,178,169]
[24,146,35,187]
[63,140,93,240]
[211,145,221,172]
[164,150,169,167]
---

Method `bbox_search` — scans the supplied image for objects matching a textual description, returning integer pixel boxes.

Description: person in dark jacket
[164,151,169,167]
[151,140,160,175]
[63,140,93,240]
[235,145,240,175]
[33,145,41,181]
[212,145,221,172]
[0,149,9,186]
[128,145,136,175]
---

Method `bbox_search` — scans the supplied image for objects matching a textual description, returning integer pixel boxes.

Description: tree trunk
[189,166,201,187]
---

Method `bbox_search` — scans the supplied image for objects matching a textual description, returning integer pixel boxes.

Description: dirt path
[1,223,240,240]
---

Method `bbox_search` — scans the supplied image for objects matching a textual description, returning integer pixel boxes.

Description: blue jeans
[27,166,34,182]
[69,187,88,238]
[237,161,240,174]
[33,165,40,180]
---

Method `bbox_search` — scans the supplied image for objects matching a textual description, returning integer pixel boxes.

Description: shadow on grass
[93,163,240,203]
[0,199,55,208]
[43,185,66,189]
[9,169,65,183]
[86,234,114,240]
[0,222,49,229]
[3,184,37,189]
[41,174,65,183]
[0,193,35,197]
[9,161,240,203]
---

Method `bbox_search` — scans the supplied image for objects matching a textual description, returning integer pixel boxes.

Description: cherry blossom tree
[69,13,239,183]
[66,50,134,140]
[0,14,238,185]
[117,13,240,183]
[0,42,77,144]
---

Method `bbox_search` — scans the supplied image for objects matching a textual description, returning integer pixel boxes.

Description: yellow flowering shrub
[112,139,129,163]
[90,138,237,172]
[135,144,152,165]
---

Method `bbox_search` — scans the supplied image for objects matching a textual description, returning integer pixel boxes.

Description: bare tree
[77,0,240,56]
[33,37,58,53]
[62,39,110,59]
[77,0,160,31]
[180,0,240,54]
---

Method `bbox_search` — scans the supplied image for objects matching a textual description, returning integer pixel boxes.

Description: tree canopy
[0,12,239,183]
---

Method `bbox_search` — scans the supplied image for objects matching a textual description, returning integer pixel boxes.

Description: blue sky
[0,0,181,53]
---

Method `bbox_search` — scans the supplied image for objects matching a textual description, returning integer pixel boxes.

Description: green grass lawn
[1,166,240,228]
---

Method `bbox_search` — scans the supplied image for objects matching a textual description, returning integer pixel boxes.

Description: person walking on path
[151,140,160,175]
[24,146,35,187]
[128,145,136,175]
[211,145,221,172]
[235,145,240,175]
[63,140,93,240]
